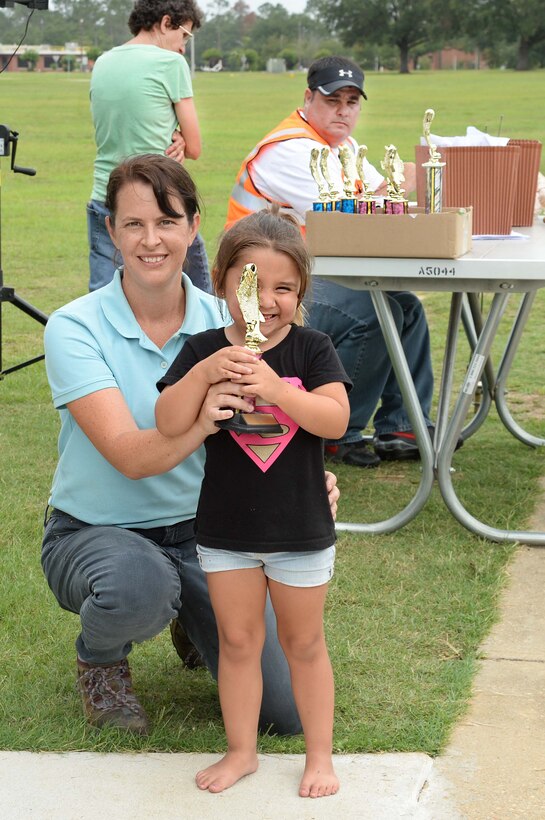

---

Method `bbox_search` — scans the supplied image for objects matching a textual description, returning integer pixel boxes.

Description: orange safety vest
[225,109,330,230]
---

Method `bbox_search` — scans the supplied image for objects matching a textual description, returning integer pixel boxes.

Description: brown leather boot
[76,658,149,734]
[169,618,205,670]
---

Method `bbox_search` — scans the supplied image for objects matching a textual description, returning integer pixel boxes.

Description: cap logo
[339,70,353,78]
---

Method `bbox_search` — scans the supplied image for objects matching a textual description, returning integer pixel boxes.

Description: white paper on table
[420,126,510,148]
[473,231,529,240]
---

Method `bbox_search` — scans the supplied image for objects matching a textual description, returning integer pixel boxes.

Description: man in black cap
[226,56,433,467]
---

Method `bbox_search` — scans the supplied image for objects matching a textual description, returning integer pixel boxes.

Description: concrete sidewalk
[0,750,444,819]
[1,541,544,818]
[421,544,545,818]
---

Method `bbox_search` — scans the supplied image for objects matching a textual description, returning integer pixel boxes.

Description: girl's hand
[325,470,340,520]
[236,357,284,404]
[197,346,259,385]
[198,380,256,435]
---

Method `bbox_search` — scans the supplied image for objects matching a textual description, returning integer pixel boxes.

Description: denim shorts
[196,545,335,588]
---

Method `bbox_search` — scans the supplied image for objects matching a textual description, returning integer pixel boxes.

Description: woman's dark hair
[212,208,312,326]
[128,0,203,35]
[106,153,201,226]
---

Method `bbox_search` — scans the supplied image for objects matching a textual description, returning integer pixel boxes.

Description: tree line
[1,0,544,71]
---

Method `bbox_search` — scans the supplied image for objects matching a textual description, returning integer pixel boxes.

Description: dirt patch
[502,391,545,422]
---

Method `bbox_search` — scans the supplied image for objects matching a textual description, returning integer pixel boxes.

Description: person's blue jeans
[42,509,301,735]
[87,199,212,294]
[307,278,433,444]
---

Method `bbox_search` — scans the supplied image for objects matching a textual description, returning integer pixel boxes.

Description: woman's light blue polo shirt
[44,271,225,528]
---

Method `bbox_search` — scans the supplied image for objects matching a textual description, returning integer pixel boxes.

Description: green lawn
[0,69,544,754]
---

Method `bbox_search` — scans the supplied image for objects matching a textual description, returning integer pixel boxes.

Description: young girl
[155,210,350,798]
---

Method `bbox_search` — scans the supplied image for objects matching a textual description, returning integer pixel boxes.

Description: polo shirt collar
[179,273,217,337]
[100,268,219,342]
[100,269,140,339]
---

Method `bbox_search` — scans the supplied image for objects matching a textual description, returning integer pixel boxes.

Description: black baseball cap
[307,63,367,100]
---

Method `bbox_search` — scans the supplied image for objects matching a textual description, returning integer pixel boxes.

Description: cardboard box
[305,207,473,259]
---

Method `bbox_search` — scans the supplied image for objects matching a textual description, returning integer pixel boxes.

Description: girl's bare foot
[195,751,258,793]
[299,755,339,798]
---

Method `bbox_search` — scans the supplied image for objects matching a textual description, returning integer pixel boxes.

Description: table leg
[460,293,494,440]
[434,293,464,464]
[335,289,434,534]
[494,291,545,448]
[437,292,545,545]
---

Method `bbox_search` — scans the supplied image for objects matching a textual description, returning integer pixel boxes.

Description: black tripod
[0,125,48,378]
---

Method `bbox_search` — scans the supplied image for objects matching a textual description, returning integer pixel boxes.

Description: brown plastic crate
[508,139,542,226]
[415,144,521,235]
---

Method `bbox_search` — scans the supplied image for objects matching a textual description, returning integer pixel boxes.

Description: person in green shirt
[87,0,210,292]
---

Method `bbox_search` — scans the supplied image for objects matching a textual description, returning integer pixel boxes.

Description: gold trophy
[310,147,330,211]
[422,108,445,213]
[338,145,359,213]
[319,146,341,209]
[381,144,409,214]
[216,263,282,434]
[355,145,378,214]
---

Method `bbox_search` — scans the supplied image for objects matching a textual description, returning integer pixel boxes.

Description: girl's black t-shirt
[158,325,351,552]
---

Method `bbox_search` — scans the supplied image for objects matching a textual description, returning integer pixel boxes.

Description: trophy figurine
[216,263,282,434]
[422,108,445,213]
[310,147,330,211]
[319,146,341,210]
[381,144,409,214]
[338,145,359,213]
[355,145,378,214]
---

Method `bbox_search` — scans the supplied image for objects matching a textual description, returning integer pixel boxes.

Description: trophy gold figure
[381,144,409,214]
[216,263,282,434]
[338,145,359,213]
[421,108,445,213]
[310,148,330,211]
[319,146,341,209]
[355,145,378,214]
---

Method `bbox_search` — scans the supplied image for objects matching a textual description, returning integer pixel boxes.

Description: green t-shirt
[90,44,193,202]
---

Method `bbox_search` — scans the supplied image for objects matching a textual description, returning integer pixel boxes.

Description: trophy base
[340,197,358,213]
[358,198,378,214]
[216,412,283,435]
[384,198,409,215]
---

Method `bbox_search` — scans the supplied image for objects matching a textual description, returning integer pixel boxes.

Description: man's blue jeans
[307,278,433,444]
[87,199,212,294]
[42,509,301,735]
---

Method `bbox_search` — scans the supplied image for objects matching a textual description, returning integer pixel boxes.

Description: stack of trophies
[310,108,445,217]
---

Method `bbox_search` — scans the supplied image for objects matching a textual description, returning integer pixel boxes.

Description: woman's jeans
[87,199,212,294]
[307,277,434,444]
[42,509,301,735]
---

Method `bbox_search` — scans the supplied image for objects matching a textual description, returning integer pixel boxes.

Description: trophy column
[422,108,445,213]
[217,263,282,435]
[381,144,409,214]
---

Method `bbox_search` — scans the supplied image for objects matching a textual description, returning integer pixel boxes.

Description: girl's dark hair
[212,208,312,326]
[105,153,201,225]
[128,0,203,35]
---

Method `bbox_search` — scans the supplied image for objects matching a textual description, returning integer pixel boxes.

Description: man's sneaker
[169,618,206,670]
[76,657,149,734]
[324,439,381,468]
[373,426,463,461]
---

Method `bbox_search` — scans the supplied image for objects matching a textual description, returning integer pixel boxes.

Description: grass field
[1,69,544,754]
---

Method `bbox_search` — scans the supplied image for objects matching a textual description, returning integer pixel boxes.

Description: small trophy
[310,147,330,211]
[422,108,445,213]
[338,145,359,213]
[318,147,341,210]
[216,263,282,435]
[355,145,378,214]
[381,144,409,214]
